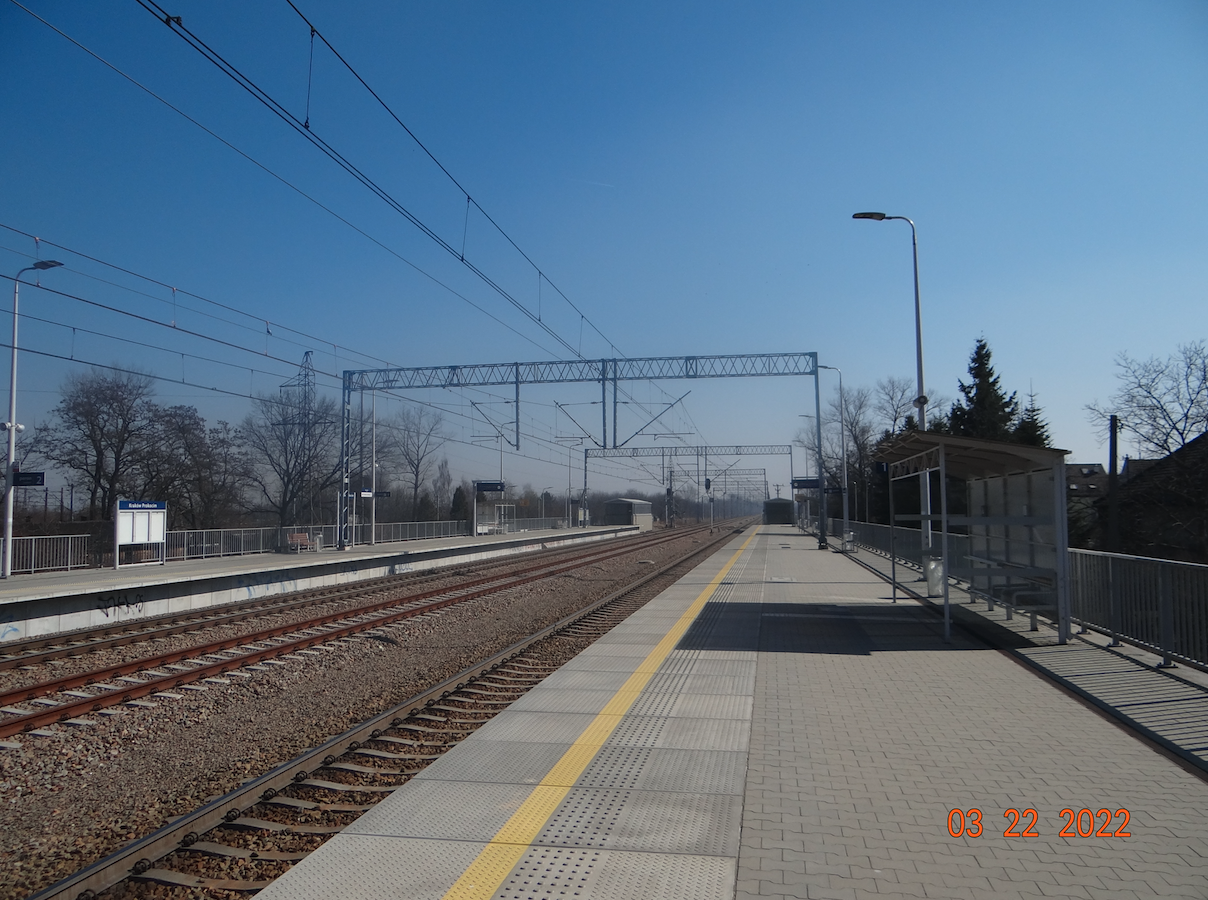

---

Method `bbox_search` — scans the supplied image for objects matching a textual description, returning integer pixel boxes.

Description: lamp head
[852,212,887,221]
[32,260,63,271]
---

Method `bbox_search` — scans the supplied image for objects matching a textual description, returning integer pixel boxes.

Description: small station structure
[875,432,1071,643]
[763,497,795,525]
[603,498,654,532]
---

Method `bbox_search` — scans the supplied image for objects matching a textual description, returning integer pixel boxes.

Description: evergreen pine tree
[449,485,469,521]
[948,338,1020,441]
[1014,391,1052,447]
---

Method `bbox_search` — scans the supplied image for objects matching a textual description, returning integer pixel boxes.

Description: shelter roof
[876,432,1068,480]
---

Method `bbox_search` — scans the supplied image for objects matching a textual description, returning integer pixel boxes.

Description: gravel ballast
[0,528,723,899]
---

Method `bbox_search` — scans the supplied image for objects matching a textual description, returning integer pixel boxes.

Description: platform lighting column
[369,391,376,546]
[798,414,815,530]
[820,365,849,551]
[539,486,551,524]
[852,212,931,555]
[4,261,63,579]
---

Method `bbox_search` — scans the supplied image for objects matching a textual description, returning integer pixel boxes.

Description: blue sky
[1,1,1206,500]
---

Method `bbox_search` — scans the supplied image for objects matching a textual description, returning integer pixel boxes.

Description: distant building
[603,498,654,532]
[1098,434,1208,563]
[1066,463,1107,548]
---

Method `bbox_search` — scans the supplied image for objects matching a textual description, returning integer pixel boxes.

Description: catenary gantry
[339,353,824,548]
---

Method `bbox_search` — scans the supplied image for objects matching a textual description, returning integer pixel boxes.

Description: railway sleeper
[132,868,274,891]
[263,795,372,812]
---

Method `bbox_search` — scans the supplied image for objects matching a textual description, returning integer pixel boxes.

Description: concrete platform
[257,526,1208,900]
[0,526,635,643]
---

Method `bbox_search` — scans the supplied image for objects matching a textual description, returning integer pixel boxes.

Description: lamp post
[539,486,552,523]
[819,365,849,551]
[853,212,932,555]
[4,261,63,579]
[797,414,815,530]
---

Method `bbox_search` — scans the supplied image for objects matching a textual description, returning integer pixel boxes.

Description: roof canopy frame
[877,432,1071,644]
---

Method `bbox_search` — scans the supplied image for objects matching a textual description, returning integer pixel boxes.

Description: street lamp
[4,260,63,579]
[853,212,932,555]
[797,414,815,530]
[819,365,849,551]
[539,486,552,522]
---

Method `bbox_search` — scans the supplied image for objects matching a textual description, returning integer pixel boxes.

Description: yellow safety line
[441,528,760,900]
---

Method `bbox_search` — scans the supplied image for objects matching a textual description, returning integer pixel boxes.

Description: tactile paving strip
[471,711,604,744]
[536,669,638,692]
[589,849,734,899]
[535,788,743,855]
[647,692,753,720]
[578,747,748,793]
[343,780,532,839]
[259,835,487,900]
[602,715,668,748]
[604,715,750,752]
[412,741,573,785]
[493,846,602,900]
[507,688,627,715]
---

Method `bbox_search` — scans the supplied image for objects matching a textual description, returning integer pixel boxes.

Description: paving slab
[257,526,1208,900]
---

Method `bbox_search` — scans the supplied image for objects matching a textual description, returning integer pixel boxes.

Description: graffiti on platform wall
[95,592,146,618]
[0,613,19,641]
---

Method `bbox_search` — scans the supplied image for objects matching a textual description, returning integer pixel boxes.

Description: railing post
[1158,564,1176,668]
[1107,555,1120,647]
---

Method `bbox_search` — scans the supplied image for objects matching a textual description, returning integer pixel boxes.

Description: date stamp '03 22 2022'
[947,808,1132,838]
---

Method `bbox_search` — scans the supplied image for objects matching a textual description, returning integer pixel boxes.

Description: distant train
[763,497,795,525]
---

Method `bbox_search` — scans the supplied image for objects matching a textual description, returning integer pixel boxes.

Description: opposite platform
[259,526,1208,900]
[0,526,634,641]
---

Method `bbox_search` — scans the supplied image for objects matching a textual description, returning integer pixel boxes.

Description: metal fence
[1068,549,1208,669]
[831,518,1208,671]
[6,519,478,575]
[9,534,91,574]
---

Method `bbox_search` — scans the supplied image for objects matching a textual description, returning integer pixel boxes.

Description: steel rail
[0,525,716,736]
[0,524,702,702]
[0,529,660,669]
[26,521,753,900]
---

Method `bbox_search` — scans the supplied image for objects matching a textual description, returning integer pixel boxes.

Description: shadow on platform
[678,601,990,655]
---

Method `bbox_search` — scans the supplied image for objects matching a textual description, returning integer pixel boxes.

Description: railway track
[0,528,698,673]
[27,521,753,900]
[0,525,717,739]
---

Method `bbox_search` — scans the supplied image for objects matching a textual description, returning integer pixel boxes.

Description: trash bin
[924,556,944,597]
[843,531,856,553]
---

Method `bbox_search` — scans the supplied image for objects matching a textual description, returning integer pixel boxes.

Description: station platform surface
[0,526,634,641]
[0,527,628,605]
[259,525,1208,900]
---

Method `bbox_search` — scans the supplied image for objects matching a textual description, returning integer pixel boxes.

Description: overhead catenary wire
[2,5,562,363]
[9,1,704,447]
[282,0,620,356]
[134,0,587,361]
[128,0,687,425]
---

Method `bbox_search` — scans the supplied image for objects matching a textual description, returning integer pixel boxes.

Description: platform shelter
[876,432,1071,642]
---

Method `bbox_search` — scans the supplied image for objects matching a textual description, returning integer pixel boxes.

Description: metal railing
[8,534,91,574]
[3,520,478,575]
[1068,549,1208,670]
[832,518,1208,672]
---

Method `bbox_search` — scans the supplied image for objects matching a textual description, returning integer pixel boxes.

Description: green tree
[1014,392,1052,447]
[415,491,438,522]
[948,339,1020,441]
[449,485,470,522]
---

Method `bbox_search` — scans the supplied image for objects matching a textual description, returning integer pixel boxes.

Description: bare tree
[830,386,877,521]
[32,369,158,519]
[874,376,914,435]
[432,458,453,520]
[1088,340,1208,457]
[239,393,341,528]
[387,407,447,520]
